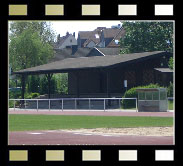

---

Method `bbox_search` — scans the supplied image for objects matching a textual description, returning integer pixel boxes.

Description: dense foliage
[9,23,55,71]
[120,21,173,53]
[122,84,161,108]
[120,21,174,70]
[122,83,174,108]
[8,21,69,98]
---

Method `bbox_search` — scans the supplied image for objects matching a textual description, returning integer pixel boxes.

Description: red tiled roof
[107,28,126,47]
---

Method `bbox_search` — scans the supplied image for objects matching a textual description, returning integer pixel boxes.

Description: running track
[9,109,174,145]
[9,130,173,145]
[9,109,174,117]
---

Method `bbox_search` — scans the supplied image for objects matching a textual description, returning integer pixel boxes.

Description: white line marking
[28,132,44,135]
[81,134,93,136]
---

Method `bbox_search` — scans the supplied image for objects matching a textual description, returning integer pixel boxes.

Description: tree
[168,57,174,70]
[9,21,55,95]
[28,75,40,93]
[120,21,173,54]
[54,73,68,94]
[40,75,56,95]
[9,21,56,44]
[9,27,54,71]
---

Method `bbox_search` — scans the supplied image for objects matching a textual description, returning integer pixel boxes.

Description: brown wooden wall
[68,55,171,95]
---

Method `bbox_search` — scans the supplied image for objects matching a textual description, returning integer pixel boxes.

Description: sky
[51,21,122,39]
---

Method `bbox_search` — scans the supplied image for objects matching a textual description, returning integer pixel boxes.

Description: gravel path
[62,127,173,137]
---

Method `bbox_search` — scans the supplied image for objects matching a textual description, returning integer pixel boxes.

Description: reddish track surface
[9,130,173,145]
[9,109,173,117]
[9,109,174,145]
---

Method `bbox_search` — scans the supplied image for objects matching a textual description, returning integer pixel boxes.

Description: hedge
[122,84,161,109]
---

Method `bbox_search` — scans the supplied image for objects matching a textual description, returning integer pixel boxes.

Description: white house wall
[59,35,77,49]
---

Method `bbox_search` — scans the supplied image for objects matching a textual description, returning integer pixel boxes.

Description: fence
[9,98,138,112]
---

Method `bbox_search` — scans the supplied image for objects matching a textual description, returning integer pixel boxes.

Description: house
[77,27,105,48]
[77,26,125,48]
[14,51,173,99]
[55,32,77,49]
[99,27,125,47]
[106,28,126,48]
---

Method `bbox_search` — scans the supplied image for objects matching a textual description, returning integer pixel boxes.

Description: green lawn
[9,114,173,131]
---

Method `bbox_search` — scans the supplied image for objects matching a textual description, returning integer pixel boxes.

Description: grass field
[9,114,173,131]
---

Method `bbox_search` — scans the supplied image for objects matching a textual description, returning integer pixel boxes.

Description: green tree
[120,21,173,54]
[9,21,55,95]
[54,73,68,94]
[28,75,40,93]
[9,21,55,44]
[9,28,54,71]
[40,75,56,95]
[168,57,174,70]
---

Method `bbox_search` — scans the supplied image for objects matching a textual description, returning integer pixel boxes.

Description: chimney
[73,32,75,37]
[66,32,69,36]
[71,45,78,55]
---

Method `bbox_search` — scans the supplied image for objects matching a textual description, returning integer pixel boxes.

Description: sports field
[9,114,173,131]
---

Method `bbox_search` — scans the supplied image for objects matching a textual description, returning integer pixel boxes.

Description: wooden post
[76,72,80,106]
[48,74,51,99]
[46,73,53,99]
[76,72,80,98]
[21,75,25,107]
[106,71,111,107]
[21,75,25,99]
[62,99,63,111]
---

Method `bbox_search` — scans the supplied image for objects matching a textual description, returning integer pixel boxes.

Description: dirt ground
[62,127,174,136]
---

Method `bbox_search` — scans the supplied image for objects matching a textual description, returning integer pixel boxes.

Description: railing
[9,98,138,112]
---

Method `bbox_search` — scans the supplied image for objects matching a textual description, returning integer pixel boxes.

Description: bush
[9,100,14,108]
[122,84,161,108]
[31,92,40,98]
[25,92,40,99]
[9,91,21,99]
[9,100,21,108]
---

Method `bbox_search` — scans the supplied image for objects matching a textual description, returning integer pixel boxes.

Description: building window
[115,40,119,44]
[95,34,99,38]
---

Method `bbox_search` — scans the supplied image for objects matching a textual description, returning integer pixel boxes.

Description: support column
[21,74,25,99]
[106,71,111,107]
[21,74,25,107]
[46,73,53,99]
[76,72,80,106]
[76,72,80,98]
